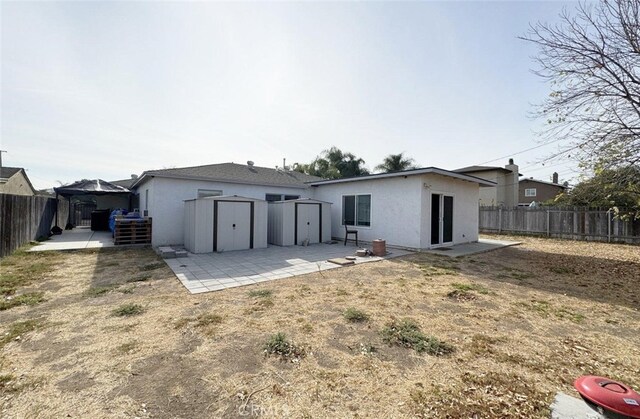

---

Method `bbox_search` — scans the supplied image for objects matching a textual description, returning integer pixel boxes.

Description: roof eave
[308,168,496,187]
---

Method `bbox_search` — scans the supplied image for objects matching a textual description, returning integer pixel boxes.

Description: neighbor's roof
[454,165,522,176]
[520,178,567,189]
[131,163,322,189]
[110,178,138,189]
[0,167,22,179]
[0,166,37,194]
[54,179,131,196]
[307,167,496,187]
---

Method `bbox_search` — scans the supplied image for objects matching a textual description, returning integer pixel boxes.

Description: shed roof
[308,167,496,187]
[132,163,322,189]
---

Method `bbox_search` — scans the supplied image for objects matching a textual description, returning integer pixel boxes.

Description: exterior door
[216,202,251,251]
[296,204,321,245]
[430,194,454,247]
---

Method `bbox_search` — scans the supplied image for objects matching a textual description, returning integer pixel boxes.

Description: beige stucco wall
[0,171,35,196]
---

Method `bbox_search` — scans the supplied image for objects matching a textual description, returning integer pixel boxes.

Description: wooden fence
[479,206,640,244]
[0,194,69,257]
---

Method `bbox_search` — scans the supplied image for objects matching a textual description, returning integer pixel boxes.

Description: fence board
[0,194,69,257]
[479,206,640,244]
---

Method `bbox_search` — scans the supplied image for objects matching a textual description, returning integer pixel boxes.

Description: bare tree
[521,0,640,170]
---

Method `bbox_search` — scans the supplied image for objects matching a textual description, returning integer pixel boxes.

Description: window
[342,194,371,227]
[198,189,222,198]
[525,188,537,197]
[266,193,300,202]
[265,194,282,202]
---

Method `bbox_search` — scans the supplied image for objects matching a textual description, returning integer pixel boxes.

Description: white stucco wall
[140,177,311,246]
[420,174,480,247]
[312,176,424,248]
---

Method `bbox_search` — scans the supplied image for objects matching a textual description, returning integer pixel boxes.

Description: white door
[296,204,320,245]
[217,202,251,251]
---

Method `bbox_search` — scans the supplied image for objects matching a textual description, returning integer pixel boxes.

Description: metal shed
[184,195,267,253]
[267,198,332,246]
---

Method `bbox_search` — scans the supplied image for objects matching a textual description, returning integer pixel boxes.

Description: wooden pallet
[114,217,152,245]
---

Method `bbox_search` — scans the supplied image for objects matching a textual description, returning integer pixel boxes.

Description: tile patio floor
[165,243,413,294]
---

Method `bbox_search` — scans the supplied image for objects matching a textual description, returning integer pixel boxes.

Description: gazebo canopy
[54,179,131,197]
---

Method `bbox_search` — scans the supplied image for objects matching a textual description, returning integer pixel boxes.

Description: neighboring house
[130,162,321,246]
[110,175,139,190]
[519,173,567,205]
[131,162,494,249]
[454,159,520,207]
[311,168,494,249]
[0,167,36,196]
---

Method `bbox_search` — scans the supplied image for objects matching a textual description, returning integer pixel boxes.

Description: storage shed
[267,198,332,246]
[184,195,267,253]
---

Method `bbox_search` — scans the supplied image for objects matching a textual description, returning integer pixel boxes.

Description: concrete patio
[423,238,521,258]
[29,227,115,251]
[166,243,413,294]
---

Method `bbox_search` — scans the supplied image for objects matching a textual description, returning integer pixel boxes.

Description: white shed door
[217,202,251,251]
[296,204,320,245]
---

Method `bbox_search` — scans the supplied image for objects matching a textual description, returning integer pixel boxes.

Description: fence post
[607,210,611,243]
[498,207,502,234]
[547,209,550,237]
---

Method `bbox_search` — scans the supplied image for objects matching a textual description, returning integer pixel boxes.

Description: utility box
[184,195,268,253]
[267,198,332,246]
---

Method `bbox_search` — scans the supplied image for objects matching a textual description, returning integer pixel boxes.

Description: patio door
[430,193,454,247]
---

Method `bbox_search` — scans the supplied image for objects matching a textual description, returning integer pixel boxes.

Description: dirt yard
[1,236,638,418]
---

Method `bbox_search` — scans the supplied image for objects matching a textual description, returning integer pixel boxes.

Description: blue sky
[1,1,578,189]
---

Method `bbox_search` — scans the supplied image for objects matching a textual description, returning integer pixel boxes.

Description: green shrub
[381,318,454,355]
[343,307,370,322]
[248,289,273,298]
[112,303,145,317]
[263,333,306,362]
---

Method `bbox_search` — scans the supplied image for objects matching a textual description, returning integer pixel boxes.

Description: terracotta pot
[372,239,386,256]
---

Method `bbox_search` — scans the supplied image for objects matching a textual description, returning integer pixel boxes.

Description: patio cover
[54,179,131,197]
[53,179,131,230]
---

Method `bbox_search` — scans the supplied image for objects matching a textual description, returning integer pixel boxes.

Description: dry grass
[0,237,639,418]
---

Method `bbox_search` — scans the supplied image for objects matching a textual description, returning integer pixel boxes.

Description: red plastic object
[574,375,640,418]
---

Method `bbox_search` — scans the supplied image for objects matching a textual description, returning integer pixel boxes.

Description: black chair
[344,225,358,246]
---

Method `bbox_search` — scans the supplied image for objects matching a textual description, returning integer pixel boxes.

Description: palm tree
[375,153,417,173]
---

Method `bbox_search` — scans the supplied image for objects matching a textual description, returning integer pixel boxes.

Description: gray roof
[132,163,322,189]
[520,178,567,189]
[110,178,137,189]
[454,165,523,177]
[454,165,513,174]
[0,167,22,179]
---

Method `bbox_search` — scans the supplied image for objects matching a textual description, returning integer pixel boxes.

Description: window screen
[356,195,371,226]
[342,195,356,225]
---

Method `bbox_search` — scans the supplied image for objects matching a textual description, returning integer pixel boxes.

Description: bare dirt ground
[1,236,638,418]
